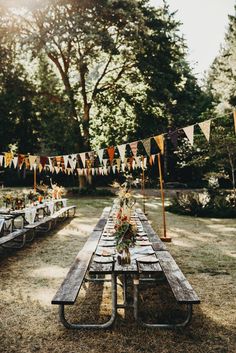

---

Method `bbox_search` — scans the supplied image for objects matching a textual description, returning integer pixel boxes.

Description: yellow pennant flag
[4,152,13,167]
[154,135,164,154]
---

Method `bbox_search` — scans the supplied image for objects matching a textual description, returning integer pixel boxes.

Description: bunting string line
[0,111,235,177]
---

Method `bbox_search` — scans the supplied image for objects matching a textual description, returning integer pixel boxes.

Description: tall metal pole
[157,153,171,242]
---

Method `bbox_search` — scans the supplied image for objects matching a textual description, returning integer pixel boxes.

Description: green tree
[0,6,40,152]
[207,7,236,112]
[20,0,209,152]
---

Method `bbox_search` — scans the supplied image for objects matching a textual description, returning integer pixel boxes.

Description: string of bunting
[0,112,235,176]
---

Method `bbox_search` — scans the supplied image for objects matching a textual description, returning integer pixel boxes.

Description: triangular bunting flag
[55,166,60,174]
[135,156,141,168]
[63,155,69,169]
[0,155,3,167]
[152,154,156,164]
[117,144,126,162]
[103,159,108,166]
[112,165,116,174]
[142,138,151,156]
[154,135,164,154]
[149,155,156,165]
[129,157,134,170]
[121,163,126,172]
[183,125,194,146]
[129,141,138,157]
[24,157,30,170]
[12,156,18,168]
[18,154,25,169]
[116,158,121,172]
[198,120,211,142]
[132,159,136,169]
[29,155,37,169]
[4,152,13,168]
[38,164,43,173]
[79,153,86,168]
[40,156,48,169]
[99,167,103,175]
[68,154,77,171]
[97,149,104,164]
[77,168,83,176]
[107,146,115,164]
[55,156,62,167]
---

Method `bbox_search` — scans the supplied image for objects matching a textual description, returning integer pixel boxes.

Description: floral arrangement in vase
[112,180,137,265]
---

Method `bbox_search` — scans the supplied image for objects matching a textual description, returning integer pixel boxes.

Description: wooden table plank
[114,259,138,274]
[89,260,114,274]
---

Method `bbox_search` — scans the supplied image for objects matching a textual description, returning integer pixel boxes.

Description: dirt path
[0,195,235,353]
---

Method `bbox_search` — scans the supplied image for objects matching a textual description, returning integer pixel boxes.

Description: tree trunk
[228,148,236,206]
[79,175,87,190]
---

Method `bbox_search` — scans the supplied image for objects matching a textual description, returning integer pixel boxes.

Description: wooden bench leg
[58,274,117,329]
[133,278,193,328]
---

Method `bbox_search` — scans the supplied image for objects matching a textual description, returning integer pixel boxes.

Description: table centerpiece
[112,181,137,265]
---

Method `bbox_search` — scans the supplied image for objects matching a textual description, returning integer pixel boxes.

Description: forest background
[0,0,235,188]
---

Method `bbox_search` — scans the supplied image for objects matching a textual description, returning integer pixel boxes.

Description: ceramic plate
[95,247,116,256]
[93,256,114,263]
[137,255,159,263]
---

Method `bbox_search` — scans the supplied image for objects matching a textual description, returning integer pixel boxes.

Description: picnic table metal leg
[133,277,193,328]
[58,273,117,329]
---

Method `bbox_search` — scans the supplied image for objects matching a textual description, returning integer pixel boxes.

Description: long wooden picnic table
[0,199,75,250]
[52,205,200,329]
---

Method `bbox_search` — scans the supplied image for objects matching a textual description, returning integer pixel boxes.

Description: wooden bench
[51,207,114,329]
[0,228,29,249]
[50,205,76,226]
[134,209,200,328]
[134,252,200,328]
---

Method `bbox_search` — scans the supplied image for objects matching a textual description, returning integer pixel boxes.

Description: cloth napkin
[24,207,37,224]
[47,201,54,215]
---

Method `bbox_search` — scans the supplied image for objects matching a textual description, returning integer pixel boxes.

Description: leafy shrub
[167,189,236,218]
[66,187,115,197]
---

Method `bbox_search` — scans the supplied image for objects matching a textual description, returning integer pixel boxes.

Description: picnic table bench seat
[156,251,200,304]
[52,207,110,305]
[0,228,29,249]
[24,205,76,231]
[51,207,113,329]
[50,205,76,222]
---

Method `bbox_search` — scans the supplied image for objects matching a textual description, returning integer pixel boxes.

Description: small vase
[117,248,131,265]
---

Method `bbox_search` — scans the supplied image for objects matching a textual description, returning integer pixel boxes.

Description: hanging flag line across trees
[1,111,236,177]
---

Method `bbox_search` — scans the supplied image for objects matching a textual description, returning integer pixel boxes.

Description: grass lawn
[0,193,235,353]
